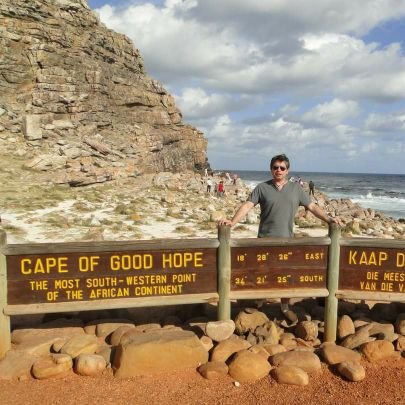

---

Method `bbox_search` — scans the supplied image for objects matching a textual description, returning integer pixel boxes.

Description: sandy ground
[0,359,404,405]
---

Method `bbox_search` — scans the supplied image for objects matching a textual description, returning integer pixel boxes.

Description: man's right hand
[218,219,232,227]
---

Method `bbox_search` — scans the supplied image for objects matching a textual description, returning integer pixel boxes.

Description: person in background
[218,153,341,312]
[309,180,315,196]
[217,180,225,197]
[206,177,213,193]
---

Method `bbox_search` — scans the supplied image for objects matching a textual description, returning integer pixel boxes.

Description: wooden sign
[231,245,328,290]
[339,246,405,294]
[6,248,217,305]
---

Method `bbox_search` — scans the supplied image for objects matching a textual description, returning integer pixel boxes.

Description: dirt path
[1,359,404,405]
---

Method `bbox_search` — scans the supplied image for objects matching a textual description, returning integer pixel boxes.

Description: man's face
[271,160,289,181]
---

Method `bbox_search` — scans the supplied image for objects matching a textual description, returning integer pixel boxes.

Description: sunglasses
[272,165,287,171]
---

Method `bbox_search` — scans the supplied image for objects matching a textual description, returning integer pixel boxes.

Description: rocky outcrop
[0,0,208,186]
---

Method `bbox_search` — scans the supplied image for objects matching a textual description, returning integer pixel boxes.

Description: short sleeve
[247,185,261,205]
[298,185,311,206]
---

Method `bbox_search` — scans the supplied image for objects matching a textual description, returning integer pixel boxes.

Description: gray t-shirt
[248,180,311,238]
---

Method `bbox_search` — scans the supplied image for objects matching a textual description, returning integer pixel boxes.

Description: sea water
[228,171,405,220]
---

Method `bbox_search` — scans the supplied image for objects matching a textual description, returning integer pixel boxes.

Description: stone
[11,327,85,345]
[0,351,37,380]
[97,346,113,365]
[321,344,361,365]
[248,345,270,360]
[210,335,251,362]
[369,322,395,337]
[228,350,271,383]
[22,114,42,140]
[113,330,208,377]
[198,361,229,380]
[74,354,106,376]
[95,322,135,339]
[336,361,365,382]
[341,324,374,349]
[395,313,405,335]
[255,321,280,345]
[109,325,137,346]
[295,321,318,341]
[280,335,297,350]
[199,336,214,352]
[271,366,309,386]
[263,344,287,356]
[361,341,396,362]
[118,329,144,345]
[32,354,73,380]
[205,320,235,342]
[234,309,269,335]
[270,351,321,374]
[14,336,66,357]
[337,315,355,340]
[396,336,405,352]
[60,334,99,358]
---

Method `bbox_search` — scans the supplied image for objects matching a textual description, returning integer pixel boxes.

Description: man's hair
[270,153,290,169]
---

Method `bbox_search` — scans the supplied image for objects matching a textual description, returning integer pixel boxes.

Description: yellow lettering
[349,250,357,264]
[360,281,376,291]
[20,257,68,275]
[110,254,153,271]
[397,253,405,267]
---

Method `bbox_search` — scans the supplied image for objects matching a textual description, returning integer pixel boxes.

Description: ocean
[228,171,405,220]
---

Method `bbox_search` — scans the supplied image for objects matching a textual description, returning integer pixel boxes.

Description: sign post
[324,224,340,342]
[0,231,10,358]
[217,226,231,320]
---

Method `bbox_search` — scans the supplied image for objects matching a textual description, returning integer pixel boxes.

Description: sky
[87,0,405,174]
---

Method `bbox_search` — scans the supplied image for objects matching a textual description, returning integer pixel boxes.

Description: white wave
[351,193,405,218]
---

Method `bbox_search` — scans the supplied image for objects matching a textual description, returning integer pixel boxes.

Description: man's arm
[218,201,255,227]
[306,202,341,226]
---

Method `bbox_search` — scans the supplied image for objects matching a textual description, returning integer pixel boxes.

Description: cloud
[365,112,405,132]
[92,1,405,173]
[174,87,255,121]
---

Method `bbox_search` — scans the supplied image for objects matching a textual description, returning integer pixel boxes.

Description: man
[219,154,339,236]
[218,153,340,312]
[309,180,315,196]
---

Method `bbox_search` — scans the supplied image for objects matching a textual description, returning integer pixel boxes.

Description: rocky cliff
[0,0,208,185]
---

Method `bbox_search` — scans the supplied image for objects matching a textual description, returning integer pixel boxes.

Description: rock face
[0,0,208,186]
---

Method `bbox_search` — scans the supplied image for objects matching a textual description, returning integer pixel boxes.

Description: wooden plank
[2,238,219,255]
[231,245,328,291]
[230,288,329,300]
[0,251,11,358]
[336,290,405,302]
[4,293,219,316]
[340,238,405,249]
[231,236,330,247]
[339,245,405,295]
[217,226,231,320]
[324,224,341,342]
[6,248,217,305]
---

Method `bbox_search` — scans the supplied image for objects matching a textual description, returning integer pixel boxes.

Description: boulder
[234,309,269,335]
[113,330,208,377]
[205,320,235,342]
[321,344,361,365]
[270,351,321,374]
[211,335,251,362]
[336,361,365,382]
[74,354,106,376]
[198,361,229,380]
[228,350,271,383]
[32,354,72,380]
[337,315,355,340]
[361,341,396,362]
[271,366,309,386]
